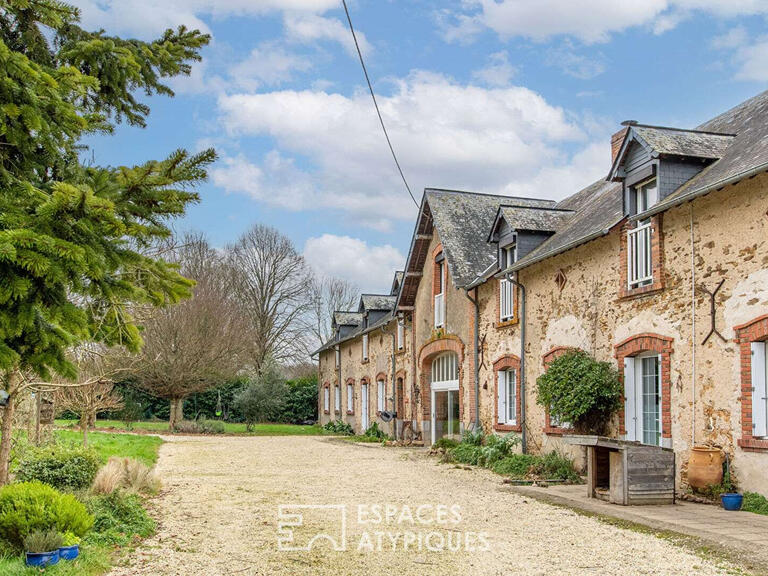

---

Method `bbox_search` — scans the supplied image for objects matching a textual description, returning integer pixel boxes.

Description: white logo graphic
[277,504,347,551]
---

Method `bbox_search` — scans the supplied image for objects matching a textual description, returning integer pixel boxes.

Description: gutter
[505,271,527,455]
[380,324,398,440]
[463,287,481,432]
[633,160,768,222]
[503,227,615,275]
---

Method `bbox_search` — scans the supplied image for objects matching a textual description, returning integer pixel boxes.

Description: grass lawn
[0,543,111,576]
[54,429,163,466]
[56,419,326,436]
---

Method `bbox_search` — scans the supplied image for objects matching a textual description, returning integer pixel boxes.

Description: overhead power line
[341,0,418,208]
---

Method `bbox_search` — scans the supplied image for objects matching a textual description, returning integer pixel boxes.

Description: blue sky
[73,0,768,294]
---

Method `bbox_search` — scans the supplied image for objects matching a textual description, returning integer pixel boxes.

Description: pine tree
[0,0,215,483]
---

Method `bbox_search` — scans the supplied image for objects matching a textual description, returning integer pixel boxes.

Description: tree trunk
[0,371,20,485]
[175,398,185,423]
[169,398,178,431]
[87,410,96,429]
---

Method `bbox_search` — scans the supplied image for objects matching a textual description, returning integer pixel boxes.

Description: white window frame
[323,387,330,412]
[499,278,515,322]
[397,320,404,351]
[752,341,768,438]
[362,333,369,361]
[335,348,340,368]
[497,369,517,426]
[627,221,653,289]
[347,382,354,413]
[434,259,445,328]
[334,385,341,413]
[634,177,658,220]
[377,379,386,413]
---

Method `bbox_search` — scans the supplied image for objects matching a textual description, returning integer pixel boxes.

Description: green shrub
[536,349,622,434]
[0,482,92,551]
[322,420,354,435]
[363,422,390,440]
[743,492,768,515]
[234,365,288,429]
[23,530,63,553]
[278,375,319,423]
[173,417,225,435]
[85,491,155,547]
[432,437,459,450]
[16,444,101,491]
[491,454,538,477]
[448,432,520,467]
[490,451,580,482]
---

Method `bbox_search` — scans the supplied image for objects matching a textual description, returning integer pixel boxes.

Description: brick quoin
[734,314,768,451]
[417,336,465,423]
[614,333,674,438]
[492,354,521,433]
[618,214,665,300]
[541,347,579,435]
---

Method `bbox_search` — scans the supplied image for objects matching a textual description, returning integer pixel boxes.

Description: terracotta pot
[688,446,723,489]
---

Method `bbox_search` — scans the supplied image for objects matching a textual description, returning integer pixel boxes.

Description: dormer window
[501,243,517,270]
[434,251,445,328]
[632,177,658,222]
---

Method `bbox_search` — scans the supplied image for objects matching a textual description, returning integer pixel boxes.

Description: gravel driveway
[108,435,740,576]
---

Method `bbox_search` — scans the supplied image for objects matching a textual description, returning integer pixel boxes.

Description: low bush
[0,482,93,551]
[23,530,63,553]
[742,492,768,515]
[450,432,520,467]
[363,422,390,440]
[323,420,354,435]
[433,437,459,450]
[91,457,160,495]
[85,491,155,547]
[16,443,101,491]
[174,417,225,435]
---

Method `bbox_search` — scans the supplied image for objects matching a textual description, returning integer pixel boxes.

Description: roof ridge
[500,204,575,212]
[633,123,736,137]
[426,187,554,202]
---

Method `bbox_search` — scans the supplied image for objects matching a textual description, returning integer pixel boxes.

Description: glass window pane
[641,357,660,445]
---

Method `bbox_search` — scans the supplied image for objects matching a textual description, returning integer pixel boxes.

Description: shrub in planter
[23,530,63,567]
[536,349,622,434]
[16,443,102,491]
[0,482,92,551]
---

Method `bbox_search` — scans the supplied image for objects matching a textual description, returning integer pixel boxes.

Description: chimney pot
[611,126,630,164]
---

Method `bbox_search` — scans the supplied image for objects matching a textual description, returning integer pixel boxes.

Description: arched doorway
[430,352,460,445]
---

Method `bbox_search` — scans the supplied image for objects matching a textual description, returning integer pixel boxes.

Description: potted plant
[24,530,63,567]
[720,455,743,511]
[59,531,81,560]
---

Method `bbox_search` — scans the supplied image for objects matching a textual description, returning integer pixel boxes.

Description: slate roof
[492,205,574,238]
[425,189,555,288]
[359,294,397,311]
[332,311,363,328]
[502,179,623,274]
[640,89,768,219]
[633,125,734,159]
[391,271,404,295]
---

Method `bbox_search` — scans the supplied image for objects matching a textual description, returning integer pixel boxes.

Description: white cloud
[733,37,768,82]
[546,41,606,79]
[444,0,768,44]
[471,51,518,87]
[711,27,748,50]
[283,13,371,57]
[213,71,602,229]
[229,43,312,90]
[303,235,404,293]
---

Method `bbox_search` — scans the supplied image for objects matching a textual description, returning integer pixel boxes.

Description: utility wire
[341,0,418,208]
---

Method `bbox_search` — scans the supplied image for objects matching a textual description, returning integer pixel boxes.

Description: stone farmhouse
[314,89,768,495]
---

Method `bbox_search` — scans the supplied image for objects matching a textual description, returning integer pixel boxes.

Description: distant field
[55,419,326,436]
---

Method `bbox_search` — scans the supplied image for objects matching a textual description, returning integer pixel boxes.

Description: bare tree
[227,225,313,369]
[308,276,359,346]
[53,381,123,447]
[129,232,249,430]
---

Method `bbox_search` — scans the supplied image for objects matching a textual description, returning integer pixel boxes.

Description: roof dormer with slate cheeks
[608,122,735,217]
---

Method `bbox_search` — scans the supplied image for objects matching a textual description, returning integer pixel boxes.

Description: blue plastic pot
[25,550,60,567]
[59,544,80,560]
[721,493,743,511]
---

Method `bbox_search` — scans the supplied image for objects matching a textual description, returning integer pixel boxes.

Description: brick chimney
[611,126,629,165]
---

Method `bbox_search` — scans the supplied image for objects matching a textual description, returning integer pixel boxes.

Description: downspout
[381,324,397,440]
[335,344,342,422]
[464,287,481,432]
[690,204,696,448]
[505,272,527,455]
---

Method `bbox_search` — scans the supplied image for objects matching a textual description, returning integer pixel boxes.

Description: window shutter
[508,369,516,425]
[497,371,506,424]
[624,357,637,441]
[397,322,404,350]
[752,342,767,438]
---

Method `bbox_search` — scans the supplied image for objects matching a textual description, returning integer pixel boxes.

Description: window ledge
[323,410,330,415]
[346,410,354,416]
[495,318,519,329]
[494,423,521,433]
[361,359,369,364]
[618,284,664,302]
[738,438,768,451]
[395,349,406,356]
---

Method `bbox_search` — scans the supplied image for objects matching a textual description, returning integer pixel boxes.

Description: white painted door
[624,354,661,445]
[361,383,369,432]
